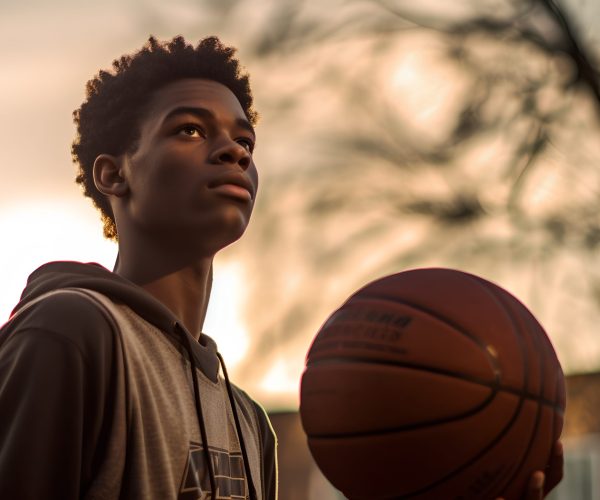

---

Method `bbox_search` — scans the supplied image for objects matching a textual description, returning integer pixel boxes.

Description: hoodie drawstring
[179,326,218,498]
[217,351,258,500]
[178,325,258,500]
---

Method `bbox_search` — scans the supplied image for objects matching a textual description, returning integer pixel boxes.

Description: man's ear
[93,154,129,197]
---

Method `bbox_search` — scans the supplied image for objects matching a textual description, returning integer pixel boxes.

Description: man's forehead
[149,78,246,120]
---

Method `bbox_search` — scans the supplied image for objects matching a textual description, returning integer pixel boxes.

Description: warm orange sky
[0,0,276,399]
[2,0,600,410]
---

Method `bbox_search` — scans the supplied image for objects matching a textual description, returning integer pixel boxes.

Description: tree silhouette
[161,0,600,404]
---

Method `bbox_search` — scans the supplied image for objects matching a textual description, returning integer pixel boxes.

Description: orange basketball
[299,268,565,500]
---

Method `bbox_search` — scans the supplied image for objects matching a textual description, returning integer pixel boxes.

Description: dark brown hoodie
[0,261,277,500]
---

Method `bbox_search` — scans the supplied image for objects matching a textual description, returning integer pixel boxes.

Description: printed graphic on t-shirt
[179,442,247,500]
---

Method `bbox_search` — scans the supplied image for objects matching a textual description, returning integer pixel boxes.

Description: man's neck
[115,252,213,340]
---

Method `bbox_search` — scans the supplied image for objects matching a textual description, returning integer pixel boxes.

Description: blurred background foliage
[2,0,599,409]
[175,0,600,407]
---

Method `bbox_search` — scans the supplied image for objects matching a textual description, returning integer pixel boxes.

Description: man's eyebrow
[162,106,256,137]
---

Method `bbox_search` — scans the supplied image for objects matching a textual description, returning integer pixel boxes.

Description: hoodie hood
[13,260,220,381]
[12,260,259,499]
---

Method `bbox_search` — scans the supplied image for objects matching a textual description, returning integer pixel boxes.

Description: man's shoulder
[229,383,275,436]
[3,289,116,360]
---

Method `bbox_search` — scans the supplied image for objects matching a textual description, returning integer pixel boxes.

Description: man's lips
[208,172,255,201]
[210,183,253,202]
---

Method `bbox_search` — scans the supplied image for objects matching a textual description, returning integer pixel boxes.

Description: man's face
[120,78,258,253]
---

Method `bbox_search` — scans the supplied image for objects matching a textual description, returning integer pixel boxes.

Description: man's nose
[211,140,251,169]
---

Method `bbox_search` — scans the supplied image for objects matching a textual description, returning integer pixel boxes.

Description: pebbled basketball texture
[299,268,565,500]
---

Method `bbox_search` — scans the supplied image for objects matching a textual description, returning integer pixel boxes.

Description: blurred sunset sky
[1,0,600,409]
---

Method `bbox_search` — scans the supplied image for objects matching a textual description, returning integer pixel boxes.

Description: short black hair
[72,35,257,240]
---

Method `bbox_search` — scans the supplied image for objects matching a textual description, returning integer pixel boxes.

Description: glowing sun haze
[2,0,600,411]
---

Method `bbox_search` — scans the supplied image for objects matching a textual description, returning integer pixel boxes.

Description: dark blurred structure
[270,371,600,499]
[564,372,600,438]
[553,372,600,499]
[269,411,344,499]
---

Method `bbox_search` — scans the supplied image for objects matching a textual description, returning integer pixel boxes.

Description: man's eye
[238,138,255,152]
[178,124,204,138]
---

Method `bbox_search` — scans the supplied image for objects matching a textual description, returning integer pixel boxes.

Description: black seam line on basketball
[311,390,531,499]
[346,294,503,383]
[476,279,548,497]
[384,470,514,500]
[448,277,542,497]
[472,278,535,498]
[481,279,552,497]
[306,357,562,412]
[401,373,542,498]
[402,381,536,498]
[346,290,539,408]
[307,362,500,442]
[331,282,554,499]
[401,393,526,498]
[387,280,554,500]
[308,390,561,441]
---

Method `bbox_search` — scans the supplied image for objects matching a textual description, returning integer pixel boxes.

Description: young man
[0,35,562,500]
[0,36,276,499]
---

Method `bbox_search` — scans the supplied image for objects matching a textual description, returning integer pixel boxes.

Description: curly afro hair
[72,35,258,240]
